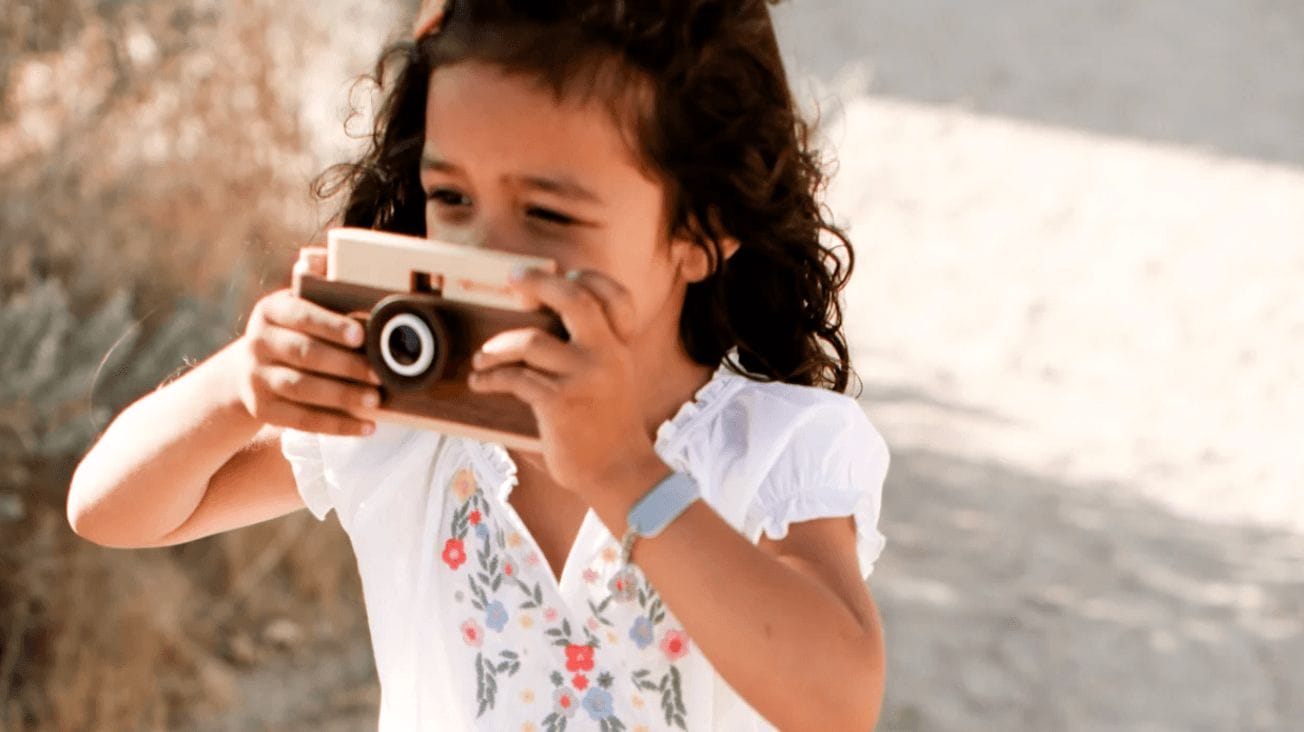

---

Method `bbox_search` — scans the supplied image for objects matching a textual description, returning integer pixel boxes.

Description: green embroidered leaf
[597,672,613,689]
[491,575,502,591]
[561,619,571,636]
[471,600,484,611]
[501,650,519,660]
[550,671,564,686]
[553,638,569,647]
[545,628,563,637]
[669,665,686,719]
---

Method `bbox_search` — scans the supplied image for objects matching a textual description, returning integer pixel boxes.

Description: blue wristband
[620,472,700,565]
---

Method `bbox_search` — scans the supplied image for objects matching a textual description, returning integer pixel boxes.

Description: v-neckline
[475,443,601,595]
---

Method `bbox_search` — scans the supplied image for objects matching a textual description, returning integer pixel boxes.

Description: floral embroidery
[582,687,616,722]
[462,619,484,647]
[659,630,690,662]
[564,643,595,672]
[443,466,693,729]
[607,566,639,603]
[451,468,477,502]
[551,687,580,720]
[442,538,467,570]
[628,616,653,650]
[486,600,509,632]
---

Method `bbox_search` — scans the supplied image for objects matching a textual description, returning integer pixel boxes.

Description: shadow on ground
[871,437,1304,732]
[773,0,1304,169]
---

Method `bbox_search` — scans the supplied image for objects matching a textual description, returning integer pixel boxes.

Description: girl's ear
[673,216,741,284]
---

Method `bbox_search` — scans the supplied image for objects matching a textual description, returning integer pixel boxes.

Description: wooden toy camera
[292,227,563,450]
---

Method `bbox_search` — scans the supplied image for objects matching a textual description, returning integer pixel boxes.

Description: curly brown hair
[315,0,858,392]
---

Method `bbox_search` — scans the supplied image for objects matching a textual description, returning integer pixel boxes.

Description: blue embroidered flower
[485,600,508,632]
[475,523,490,539]
[582,687,614,721]
[629,615,654,649]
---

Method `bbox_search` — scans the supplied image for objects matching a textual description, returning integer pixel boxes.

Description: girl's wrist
[585,450,673,537]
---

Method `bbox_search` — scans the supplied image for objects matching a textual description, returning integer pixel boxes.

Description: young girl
[68,1,889,729]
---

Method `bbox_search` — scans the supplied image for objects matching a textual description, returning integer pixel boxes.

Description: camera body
[292,227,563,451]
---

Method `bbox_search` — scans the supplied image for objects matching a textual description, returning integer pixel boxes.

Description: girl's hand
[228,261,382,437]
[467,269,662,497]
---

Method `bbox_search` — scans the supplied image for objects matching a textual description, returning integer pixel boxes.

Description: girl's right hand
[229,285,383,437]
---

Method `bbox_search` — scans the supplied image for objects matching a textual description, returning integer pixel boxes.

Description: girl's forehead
[423,61,651,181]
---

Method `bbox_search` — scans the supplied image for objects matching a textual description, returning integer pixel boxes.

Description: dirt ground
[770,2,1304,730]
[154,1,1304,729]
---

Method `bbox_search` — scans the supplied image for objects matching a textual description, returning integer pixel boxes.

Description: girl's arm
[68,284,382,548]
[590,460,884,732]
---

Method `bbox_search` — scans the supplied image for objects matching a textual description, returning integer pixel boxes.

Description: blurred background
[2,0,1300,730]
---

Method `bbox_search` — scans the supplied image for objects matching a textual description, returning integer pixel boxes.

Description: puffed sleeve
[745,396,890,579]
[280,428,335,521]
[279,421,429,530]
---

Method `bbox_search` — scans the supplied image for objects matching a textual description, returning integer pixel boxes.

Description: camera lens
[379,312,437,378]
[388,326,423,366]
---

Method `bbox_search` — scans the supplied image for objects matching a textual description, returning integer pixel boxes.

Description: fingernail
[362,391,379,408]
[565,269,582,281]
[509,264,532,282]
[345,323,364,345]
[361,423,375,435]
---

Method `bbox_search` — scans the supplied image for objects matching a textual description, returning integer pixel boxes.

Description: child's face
[421,61,704,345]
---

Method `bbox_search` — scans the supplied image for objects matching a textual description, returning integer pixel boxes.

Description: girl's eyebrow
[516,174,606,206]
[421,150,605,207]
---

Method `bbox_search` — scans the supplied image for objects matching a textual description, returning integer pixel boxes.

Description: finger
[467,364,558,405]
[564,270,638,342]
[256,398,376,437]
[473,328,578,374]
[256,324,381,385]
[510,269,609,346]
[259,364,382,414]
[259,290,366,350]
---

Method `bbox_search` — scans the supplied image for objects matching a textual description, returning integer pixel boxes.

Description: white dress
[280,366,889,731]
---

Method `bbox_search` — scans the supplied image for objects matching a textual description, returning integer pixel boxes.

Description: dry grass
[1,1,385,728]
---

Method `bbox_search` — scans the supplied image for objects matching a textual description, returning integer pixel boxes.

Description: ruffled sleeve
[279,422,429,530]
[744,395,890,579]
[280,428,335,521]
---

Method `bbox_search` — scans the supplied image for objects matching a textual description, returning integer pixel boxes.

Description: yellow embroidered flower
[606,630,618,644]
[634,726,650,732]
[600,545,619,563]
[521,722,538,732]
[521,689,536,704]
[519,613,534,629]
[450,469,477,503]
[632,695,645,709]
[507,531,524,548]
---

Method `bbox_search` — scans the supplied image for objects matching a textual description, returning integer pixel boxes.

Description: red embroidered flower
[586,617,600,631]
[571,673,589,690]
[468,510,482,526]
[565,643,595,672]
[504,561,514,577]
[582,568,599,584]
[461,619,484,647]
[660,630,690,662]
[543,607,559,622]
[441,538,467,570]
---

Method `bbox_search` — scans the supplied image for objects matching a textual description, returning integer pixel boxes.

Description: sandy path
[771,2,1304,730]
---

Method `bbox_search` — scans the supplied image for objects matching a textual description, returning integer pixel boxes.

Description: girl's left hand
[466,268,663,499]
